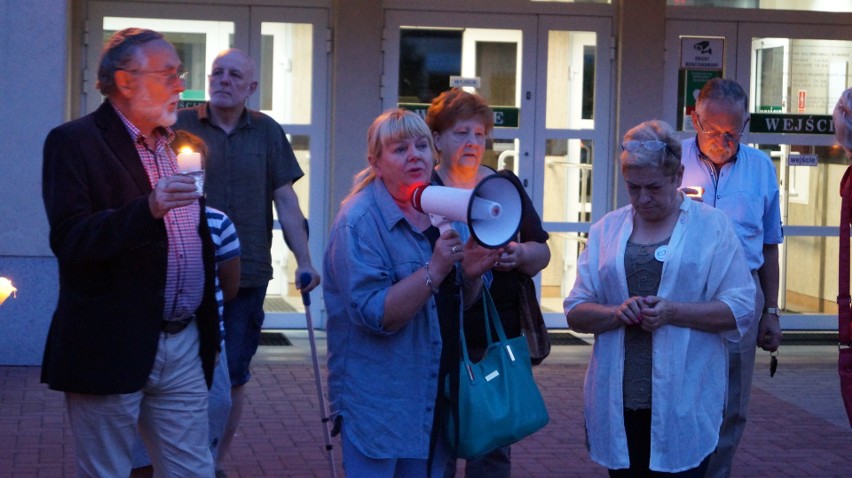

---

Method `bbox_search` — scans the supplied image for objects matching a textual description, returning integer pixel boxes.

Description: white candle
[176,147,202,172]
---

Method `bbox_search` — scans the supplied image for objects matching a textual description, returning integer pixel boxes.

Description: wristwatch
[764,307,780,316]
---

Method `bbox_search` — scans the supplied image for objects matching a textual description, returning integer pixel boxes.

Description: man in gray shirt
[176,48,320,476]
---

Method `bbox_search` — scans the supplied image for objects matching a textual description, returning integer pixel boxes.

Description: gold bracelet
[424,262,439,295]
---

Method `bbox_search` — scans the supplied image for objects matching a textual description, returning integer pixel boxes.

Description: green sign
[684,69,722,113]
[750,113,835,135]
[398,103,520,128]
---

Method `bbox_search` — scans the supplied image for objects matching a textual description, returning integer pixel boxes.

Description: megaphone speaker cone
[468,174,522,248]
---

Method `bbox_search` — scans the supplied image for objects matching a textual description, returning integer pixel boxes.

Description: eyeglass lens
[696,115,747,140]
[622,140,667,152]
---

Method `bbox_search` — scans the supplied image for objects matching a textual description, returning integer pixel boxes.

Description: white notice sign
[788,154,818,167]
[450,76,480,88]
[680,38,724,70]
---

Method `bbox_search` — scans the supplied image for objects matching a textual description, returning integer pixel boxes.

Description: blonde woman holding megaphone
[323,109,500,478]
[426,88,552,477]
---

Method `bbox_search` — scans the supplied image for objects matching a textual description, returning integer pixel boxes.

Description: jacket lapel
[93,102,155,194]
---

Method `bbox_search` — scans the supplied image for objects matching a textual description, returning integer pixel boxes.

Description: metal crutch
[299,272,338,478]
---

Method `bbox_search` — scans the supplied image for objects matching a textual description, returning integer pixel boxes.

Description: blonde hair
[343,109,437,203]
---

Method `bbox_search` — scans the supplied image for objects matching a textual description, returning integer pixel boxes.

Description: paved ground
[1,331,851,477]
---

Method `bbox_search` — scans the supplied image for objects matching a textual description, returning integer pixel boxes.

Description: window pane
[540,232,588,314]
[782,236,848,314]
[751,38,852,115]
[399,29,462,103]
[267,134,311,312]
[259,22,313,124]
[546,31,597,129]
[543,139,594,223]
[752,143,847,227]
[103,17,234,103]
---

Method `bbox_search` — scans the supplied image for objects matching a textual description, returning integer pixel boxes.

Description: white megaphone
[411,174,523,248]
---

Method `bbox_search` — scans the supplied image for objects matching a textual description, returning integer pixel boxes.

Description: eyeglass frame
[621,140,670,153]
[694,114,750,142]
[117,67,189,84]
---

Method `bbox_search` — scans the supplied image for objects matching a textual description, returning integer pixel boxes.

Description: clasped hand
[616,295,672,332]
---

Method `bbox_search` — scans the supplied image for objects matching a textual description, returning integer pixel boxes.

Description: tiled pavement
[1,331,851,477]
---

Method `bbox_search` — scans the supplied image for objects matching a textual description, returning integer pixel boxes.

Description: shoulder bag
[518,274,551,365]
[445,286,550,458]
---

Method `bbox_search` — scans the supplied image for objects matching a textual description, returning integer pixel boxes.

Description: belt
[161,314,195,334]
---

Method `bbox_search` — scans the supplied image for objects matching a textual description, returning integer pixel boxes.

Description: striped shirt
[206,207,241,340]
[114,104,204,320]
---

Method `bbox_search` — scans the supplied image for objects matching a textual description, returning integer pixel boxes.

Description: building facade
[1,0,850,364]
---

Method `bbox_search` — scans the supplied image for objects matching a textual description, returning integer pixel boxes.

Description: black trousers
[608,409,710,478]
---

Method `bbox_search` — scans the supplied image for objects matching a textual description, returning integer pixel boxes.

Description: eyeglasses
[695,115,749,142]
[119,68,188,84]
[621,140,669,152]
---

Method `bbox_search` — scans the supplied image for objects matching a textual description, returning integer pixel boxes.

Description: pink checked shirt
[115,105,204,321]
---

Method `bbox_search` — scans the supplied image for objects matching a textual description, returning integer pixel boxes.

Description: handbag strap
[839,166,852,345]
[458,286,514,370]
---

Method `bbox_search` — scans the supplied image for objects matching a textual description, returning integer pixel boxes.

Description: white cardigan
[564,196,755,472]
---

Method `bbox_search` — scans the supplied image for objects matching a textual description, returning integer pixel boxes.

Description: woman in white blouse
[564,120,755,477]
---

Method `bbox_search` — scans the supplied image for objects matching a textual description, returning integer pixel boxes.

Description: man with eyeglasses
[41,28,218,476]
[681,77,783,478]
[175,48,320,477]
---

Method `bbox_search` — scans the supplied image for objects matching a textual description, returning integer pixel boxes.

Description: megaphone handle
[298,272,312,306]
[430,214,452,235]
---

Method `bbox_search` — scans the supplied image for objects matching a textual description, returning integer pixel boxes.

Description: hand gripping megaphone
[411,174,523,248]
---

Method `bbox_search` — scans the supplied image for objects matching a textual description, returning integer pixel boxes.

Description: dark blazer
[41,101,220,394]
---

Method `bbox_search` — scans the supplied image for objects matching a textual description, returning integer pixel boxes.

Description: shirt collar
[111,102,174,147]
[200,103,254,130]
[371,179,409,231]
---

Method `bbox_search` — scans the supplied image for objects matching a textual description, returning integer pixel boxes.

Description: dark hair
[425,88,494,135]
[696,78,749,113]
[170,130,208,158]
[97,28,165,96]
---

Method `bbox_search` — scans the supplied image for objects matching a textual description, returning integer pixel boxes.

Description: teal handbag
[445,286,550,458]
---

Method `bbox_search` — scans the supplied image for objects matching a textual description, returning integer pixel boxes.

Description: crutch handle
[299,272,312,306]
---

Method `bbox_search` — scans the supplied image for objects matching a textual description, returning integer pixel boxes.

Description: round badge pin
[654,245,668,262]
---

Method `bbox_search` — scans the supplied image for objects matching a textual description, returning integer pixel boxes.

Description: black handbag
[518,274,551,365]
[444,287,550,458]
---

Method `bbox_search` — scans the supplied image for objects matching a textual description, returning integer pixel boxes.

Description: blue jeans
[340,423,451,478]
[223,286,267,386]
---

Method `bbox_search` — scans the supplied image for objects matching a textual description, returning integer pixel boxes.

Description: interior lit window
[668,0,851,13]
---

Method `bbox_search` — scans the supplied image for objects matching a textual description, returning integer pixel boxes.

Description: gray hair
[97,28,165,96]
[834,87,852,152]
[620,120,682,176]
[696,78,749,114]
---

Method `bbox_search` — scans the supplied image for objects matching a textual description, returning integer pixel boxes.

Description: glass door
[738,21,852,330]
[383,10,613,327]
[665,17,852,330]
[87,1,330,328]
